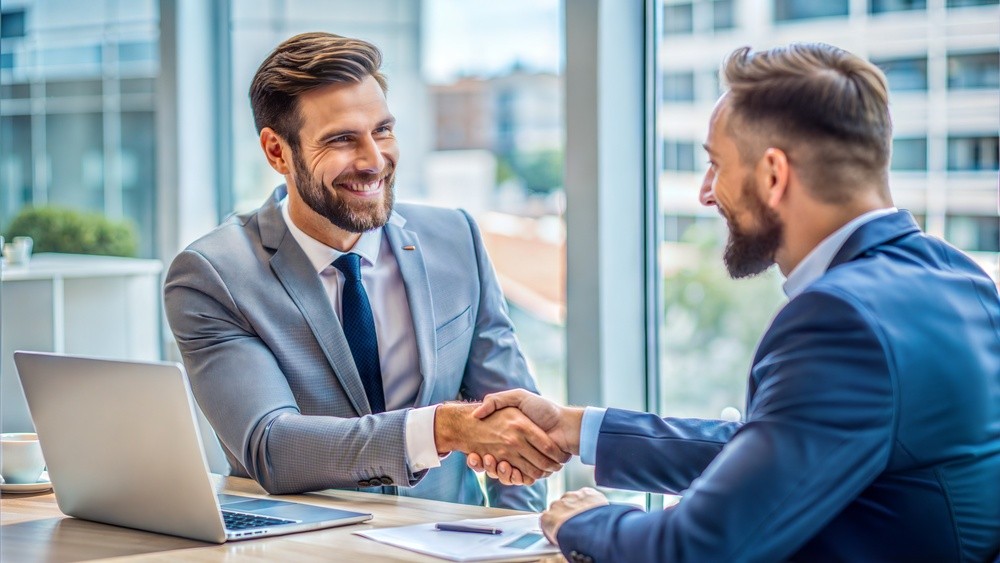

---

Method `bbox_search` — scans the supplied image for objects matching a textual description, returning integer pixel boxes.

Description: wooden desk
[1,475,565,562]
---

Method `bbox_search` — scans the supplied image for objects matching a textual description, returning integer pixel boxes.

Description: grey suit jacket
[164,186,546,511]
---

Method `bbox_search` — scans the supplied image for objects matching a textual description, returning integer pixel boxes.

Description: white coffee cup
[0,433,46,484]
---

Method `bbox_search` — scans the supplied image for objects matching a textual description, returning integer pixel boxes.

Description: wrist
[563,407,584,455]
[433,403,475,455]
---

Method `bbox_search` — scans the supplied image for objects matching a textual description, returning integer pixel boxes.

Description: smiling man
[163,32,565,511]
[469,43,1000,561]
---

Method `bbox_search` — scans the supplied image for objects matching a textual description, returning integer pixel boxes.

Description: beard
[291,149,395,233]
[721,176,784,279]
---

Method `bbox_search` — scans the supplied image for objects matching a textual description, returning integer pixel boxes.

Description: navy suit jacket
[558,211,1000,562]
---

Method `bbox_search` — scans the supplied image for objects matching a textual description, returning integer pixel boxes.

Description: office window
[775,0,849,21]
[870,0,926,13]
[947,136,1000,170]
[713,0,736,30]
[891,138,928,170]
[0,1,160,257]
[947,0,998,7]
[947,52,1000,89]
[947,215,1000,252]
[0,116,32,227]
[874,57,928,91]
[664,2,694,35]
[663,141,698,171]
[46,79,102,98]
[0,9,26,38]
[663,71,696,101]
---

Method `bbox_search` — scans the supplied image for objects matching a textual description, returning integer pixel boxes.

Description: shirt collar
[782,207,897,299]
[279,196,382,273]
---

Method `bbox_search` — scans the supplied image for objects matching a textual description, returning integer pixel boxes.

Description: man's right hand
[434,402,570,486]
[465,390,583,485]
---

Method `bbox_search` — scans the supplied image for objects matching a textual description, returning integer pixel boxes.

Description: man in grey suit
[163,32,565,511]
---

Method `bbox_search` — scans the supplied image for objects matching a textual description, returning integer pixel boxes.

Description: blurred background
[2,0,998,505]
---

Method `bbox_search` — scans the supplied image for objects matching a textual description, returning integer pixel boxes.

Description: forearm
[250,408,414,494]
[594,409,737,493]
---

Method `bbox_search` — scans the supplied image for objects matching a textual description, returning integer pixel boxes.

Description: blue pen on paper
[435,522,504,535]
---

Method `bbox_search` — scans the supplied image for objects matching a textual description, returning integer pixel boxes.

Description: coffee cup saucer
[0,471,52,494]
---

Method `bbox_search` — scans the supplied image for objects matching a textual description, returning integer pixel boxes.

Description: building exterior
[1,0,160,256]
[430,67,562,157]
[658,0,1000,258]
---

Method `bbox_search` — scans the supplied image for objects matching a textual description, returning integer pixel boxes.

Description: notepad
[355,514,560,562]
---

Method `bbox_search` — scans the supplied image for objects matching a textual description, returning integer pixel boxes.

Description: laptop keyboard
[222,509,297,530]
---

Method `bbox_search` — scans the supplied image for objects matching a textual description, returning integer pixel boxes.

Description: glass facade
[870,0,927,13]
[0,0,159,256]
[775,0,849,21]
[874,56,928,91]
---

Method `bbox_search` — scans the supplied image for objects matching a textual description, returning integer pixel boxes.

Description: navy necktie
[333,253,385,414]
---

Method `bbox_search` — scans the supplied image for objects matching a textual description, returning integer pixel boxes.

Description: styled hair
[721,43,892,203]
[249,32,387,148]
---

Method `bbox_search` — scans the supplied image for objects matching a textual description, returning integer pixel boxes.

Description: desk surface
[1,475,565,562]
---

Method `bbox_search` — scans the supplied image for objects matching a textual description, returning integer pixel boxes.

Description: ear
[260,128,292,175]
[760,147,790,208]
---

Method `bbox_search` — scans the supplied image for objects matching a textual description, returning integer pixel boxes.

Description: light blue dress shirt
[578,207,898,464]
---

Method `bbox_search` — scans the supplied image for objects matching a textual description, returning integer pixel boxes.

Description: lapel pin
[403,245,416,251]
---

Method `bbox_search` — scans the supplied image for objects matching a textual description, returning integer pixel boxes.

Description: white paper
[355,514,561,562]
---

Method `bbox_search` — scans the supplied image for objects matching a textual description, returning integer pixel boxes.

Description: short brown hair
[249,32,387,147]
[722,43,892,203]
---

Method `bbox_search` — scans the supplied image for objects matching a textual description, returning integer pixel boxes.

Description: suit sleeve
[557,289,895,562]
[455,209,547,512]
[164,249,423,495]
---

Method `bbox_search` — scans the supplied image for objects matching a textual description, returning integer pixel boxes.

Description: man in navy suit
[469,43,1000,561]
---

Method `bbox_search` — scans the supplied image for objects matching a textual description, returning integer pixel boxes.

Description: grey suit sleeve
[164,249,423,495]
[456,209,548,512]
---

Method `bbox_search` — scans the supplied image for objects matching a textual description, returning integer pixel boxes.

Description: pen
[435,523,504,535]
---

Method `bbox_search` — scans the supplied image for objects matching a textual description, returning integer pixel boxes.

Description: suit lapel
[384,219,438,406]
[259,186,371,416]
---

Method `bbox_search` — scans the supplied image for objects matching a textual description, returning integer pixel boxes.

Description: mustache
[333,164,395,186]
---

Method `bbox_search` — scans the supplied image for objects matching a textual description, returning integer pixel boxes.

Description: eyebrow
[702,143,715,155]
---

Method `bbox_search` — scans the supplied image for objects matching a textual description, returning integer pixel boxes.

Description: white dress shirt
[578,207,898,464]
[281,198,441,473]
[782,207,897,298]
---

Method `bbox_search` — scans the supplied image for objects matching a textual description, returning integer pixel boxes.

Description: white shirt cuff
[405,405,442,472]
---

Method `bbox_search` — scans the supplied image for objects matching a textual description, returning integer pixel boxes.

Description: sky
[422,0,562,83]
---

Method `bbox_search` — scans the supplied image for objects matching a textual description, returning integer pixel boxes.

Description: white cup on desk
[0,433,46,484]
[2,236,33,266]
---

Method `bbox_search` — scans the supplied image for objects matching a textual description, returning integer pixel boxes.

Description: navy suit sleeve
[558,289,896,562]
[595,412,739,494]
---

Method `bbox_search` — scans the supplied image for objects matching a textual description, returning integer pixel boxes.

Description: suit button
[357,480,368,487]
[380,476,393,485]
[369,478,383,487]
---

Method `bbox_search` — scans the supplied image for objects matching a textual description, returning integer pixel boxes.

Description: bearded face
[291,146,396,234]
[721,175,784,279]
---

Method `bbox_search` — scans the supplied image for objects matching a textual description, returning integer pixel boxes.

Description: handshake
[435,390,583,486]
[439,389,611,543]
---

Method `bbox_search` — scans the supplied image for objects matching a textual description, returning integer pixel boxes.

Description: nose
[699,168,716,207]
[355,135,386,173]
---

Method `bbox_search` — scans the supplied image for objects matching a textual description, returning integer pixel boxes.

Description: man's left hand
[540,487,610,545]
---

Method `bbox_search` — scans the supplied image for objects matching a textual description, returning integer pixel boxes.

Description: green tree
[3,207,138,257]
[659,222,785,418]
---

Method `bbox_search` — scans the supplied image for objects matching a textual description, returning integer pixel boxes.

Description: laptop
[13,351,373,543]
